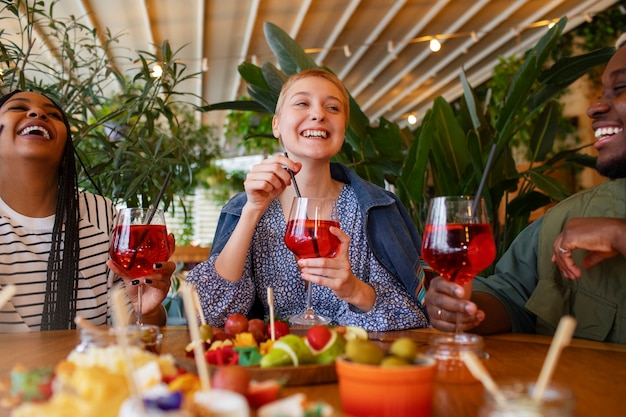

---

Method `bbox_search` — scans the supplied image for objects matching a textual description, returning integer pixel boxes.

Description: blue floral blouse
[187,185,429,331]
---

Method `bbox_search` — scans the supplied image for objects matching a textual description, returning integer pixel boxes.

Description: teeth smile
[302,129,327,138]
[19,125,51,139]
[594,126,623,140]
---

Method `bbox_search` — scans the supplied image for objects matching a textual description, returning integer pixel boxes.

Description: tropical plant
[223,99,276,157]
[203,18,613,265]
[0,0,221,212]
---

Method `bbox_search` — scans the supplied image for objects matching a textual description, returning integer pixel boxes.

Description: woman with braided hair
[0,90,176,332]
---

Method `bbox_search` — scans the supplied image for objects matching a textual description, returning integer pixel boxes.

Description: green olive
[389,337,418,362]
[199,324,213,342]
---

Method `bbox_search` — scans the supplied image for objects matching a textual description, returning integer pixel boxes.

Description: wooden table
[1,327,625,417]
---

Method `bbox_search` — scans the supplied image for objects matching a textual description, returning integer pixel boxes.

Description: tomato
[225,313,249,335]
[248,318,268,343]
[306,325,332,351]
[211,366,251,396]
[246,379,282,409]
[267,321,290,340]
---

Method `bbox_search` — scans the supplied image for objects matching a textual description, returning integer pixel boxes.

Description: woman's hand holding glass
[107,239,175,322]
[297,227,375,311]
[108,208,175,325]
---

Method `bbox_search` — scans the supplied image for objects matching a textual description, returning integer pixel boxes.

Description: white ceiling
[5,0,621,132]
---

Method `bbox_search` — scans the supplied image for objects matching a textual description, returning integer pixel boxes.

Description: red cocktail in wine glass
[284,197,340,326]
[421,196,496,336]
[109,207,171,325]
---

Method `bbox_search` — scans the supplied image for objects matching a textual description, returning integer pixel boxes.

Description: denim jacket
[209,163,426,303]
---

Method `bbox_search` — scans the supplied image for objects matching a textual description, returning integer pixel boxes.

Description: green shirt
[473,178,626,344]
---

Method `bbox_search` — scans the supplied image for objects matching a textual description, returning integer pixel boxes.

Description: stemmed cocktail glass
[284,197,340,326]
[421,196,496,338]
[109,207,172,325]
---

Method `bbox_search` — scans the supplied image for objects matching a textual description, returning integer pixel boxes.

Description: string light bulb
[151,64,163,78]
[407,114,417,125]
[429,38,441,52]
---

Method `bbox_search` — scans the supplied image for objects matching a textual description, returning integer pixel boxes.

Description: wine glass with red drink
[421,196,496,336]
[284,197,340,326]
[109,208,172,325]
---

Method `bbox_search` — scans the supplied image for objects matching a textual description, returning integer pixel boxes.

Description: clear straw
[472,144,497,216]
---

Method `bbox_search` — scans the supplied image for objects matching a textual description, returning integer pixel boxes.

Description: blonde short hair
[274,69,350,128]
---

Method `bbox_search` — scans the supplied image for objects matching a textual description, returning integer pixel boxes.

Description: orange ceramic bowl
[335,355,436,417]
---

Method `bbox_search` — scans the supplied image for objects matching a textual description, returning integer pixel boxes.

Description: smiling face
[587,45,626,179]
[0,91,68,168]
[272,71,348,163]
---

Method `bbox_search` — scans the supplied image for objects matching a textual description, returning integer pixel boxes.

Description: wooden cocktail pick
[191,287,206,325]
[110,286,143,410]
[181,284,211,391]
[461,350,507,407]
[267,287,276,341]
[532,315,577,401]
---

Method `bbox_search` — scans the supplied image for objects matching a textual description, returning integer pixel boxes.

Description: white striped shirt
[0,192,118,332]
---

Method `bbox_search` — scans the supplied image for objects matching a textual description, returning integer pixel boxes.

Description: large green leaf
[366,118,404,163]
[527,170,570,201]
[539,47,613,85]
[430,97,471,181]
[398,113,434,231]
[261,62,287,93]
[529,47,614,110]
[496,19,566,139]
[529,100,560,162]
[264,22,317,75]
[460,69,481,131]
[507,190,553,218]
[237,61,270,89]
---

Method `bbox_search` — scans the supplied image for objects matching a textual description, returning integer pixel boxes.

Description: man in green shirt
[426,36,626,344]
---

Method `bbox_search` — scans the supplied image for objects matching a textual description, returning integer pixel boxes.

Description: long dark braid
[0,90,81,330]
[41,120,80,330]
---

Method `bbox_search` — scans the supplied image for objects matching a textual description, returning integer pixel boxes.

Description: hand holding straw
[181,284,211,391]
[0,284,16,310]
[532,315,577,401]
[267,287,276,341]
[461,351,507,407]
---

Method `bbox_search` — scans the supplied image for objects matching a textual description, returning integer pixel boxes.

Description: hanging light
[151,64,163,78]
[429,38,441,52]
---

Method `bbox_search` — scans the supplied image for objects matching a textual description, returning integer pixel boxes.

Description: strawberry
[267,321,290,340]
[306,325,332,351]
[246,379,282,409]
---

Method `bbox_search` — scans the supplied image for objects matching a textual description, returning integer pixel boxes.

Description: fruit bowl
[335,355,436,417]
[176,358,338,387]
